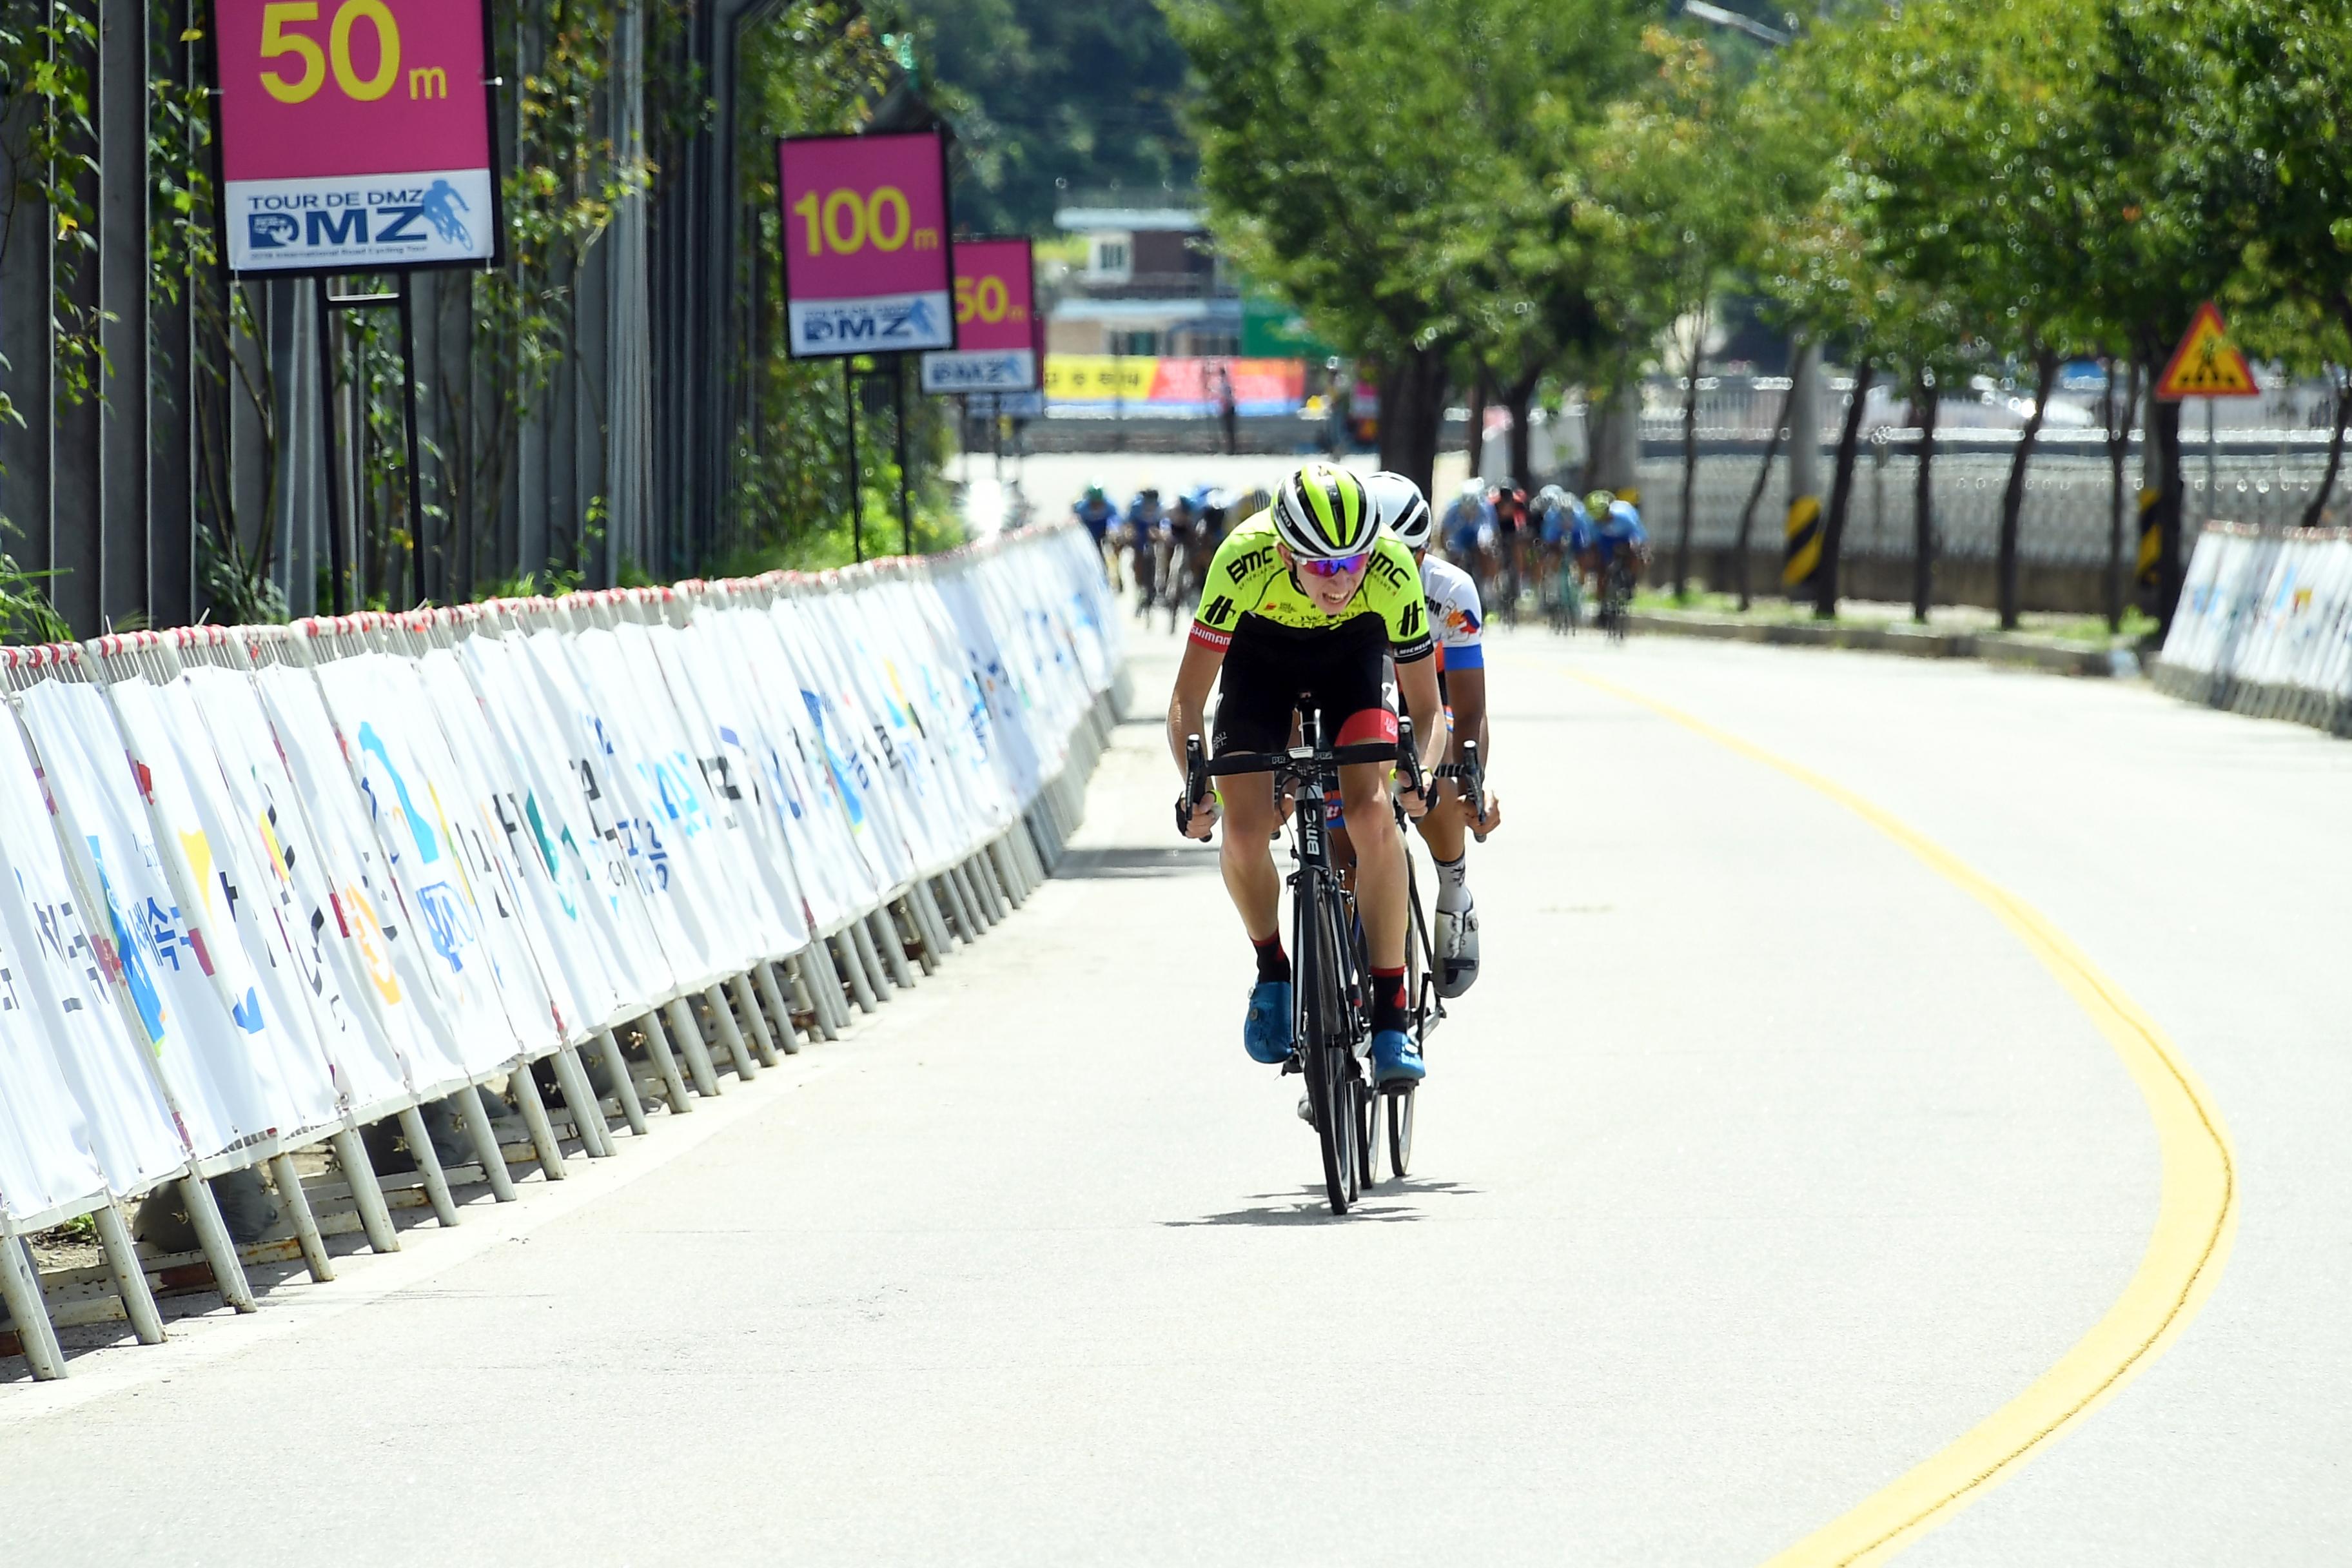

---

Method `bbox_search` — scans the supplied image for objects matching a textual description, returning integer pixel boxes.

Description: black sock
[1371,966,1407,1034]
[1253,934,1291,984]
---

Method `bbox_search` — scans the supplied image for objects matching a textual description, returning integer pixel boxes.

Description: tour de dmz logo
[246,179,474,253]
[801,296,944,345]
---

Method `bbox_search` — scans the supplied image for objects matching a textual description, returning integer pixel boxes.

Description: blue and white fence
[0,523,1122,1378]
[2152,522,2352,734]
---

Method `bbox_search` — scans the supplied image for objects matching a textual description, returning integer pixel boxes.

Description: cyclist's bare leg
[1339,760,1407,971]
[1218,772,1283,943]
[1415,779,1467,862]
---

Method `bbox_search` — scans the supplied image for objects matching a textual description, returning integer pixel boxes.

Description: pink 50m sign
[778,130,956,358]
[214,0,498,274]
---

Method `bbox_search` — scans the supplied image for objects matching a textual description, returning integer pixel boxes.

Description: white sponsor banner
[184,665,444,1106]
[251,663,480,1092]
[705,605,879,931]
[513,628,707,994]
[919,349,1037,395]
[226,169,495,272]
[0,712,185,1204]
[454,630,681,1024]
[564,626,760,979]
[18,680,338,1159]
[639,617,814,956]
[413,647,605,1041]
[111,677,402,1119]
[309,655,545,1070]
[786,290,954,357]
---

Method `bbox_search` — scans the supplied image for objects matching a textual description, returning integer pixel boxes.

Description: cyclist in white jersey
[1367,470,1504,995]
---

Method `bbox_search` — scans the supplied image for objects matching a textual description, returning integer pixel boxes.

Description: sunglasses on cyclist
[1298,552,1371,578]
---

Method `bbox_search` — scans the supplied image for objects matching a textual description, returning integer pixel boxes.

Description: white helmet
[1270,462,1380,560]
[1367,470,1433,550]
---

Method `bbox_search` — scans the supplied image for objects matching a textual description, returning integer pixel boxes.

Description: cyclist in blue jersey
[1576,490,1649,630]
[1073,481,1119,575]
[1440,479,1494,564]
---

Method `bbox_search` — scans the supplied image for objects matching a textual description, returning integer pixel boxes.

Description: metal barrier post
[704,983,761,1078]
[456,1083,520,1199]
[396,1106,464,1224]
[330,1130,404,1253]
[0,1230,66,1379]
[632,1012,694,1113]
[729,973,783,1066]
[269,1152,337,1280]
[181,1173,259,1311]
[92,1199,168,1342]
[753,961,803,1054]
[663,997,725,1096]
[508,1068,571,1180]
[552,1045,616,1157]
[594,1028,652,1135]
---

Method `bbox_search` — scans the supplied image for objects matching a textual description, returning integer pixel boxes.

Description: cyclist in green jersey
[1168,462,1448,1084]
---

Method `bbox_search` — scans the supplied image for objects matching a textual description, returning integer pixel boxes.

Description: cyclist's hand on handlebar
[1396,776,1432,821]
[1471,787,1504,841]
[1177,790,1219,841]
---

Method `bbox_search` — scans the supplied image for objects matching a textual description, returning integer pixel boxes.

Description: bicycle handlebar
[1202,739,1402,779]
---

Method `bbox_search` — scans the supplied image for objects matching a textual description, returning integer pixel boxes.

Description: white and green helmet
[1271,462,1380,560]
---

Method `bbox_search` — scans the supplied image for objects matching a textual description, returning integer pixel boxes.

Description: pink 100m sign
[778,131,956,358]
[215,0,497,274]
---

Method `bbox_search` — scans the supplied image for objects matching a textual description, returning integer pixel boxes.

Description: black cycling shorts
[1212,613,1402,757]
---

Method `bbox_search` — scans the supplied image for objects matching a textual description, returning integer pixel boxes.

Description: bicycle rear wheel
[1387,1084,1416,1177]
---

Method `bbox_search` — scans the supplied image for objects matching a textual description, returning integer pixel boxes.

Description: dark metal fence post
[844,358,863,563]
[397,274,428,607]
[892,355,912,556]
[316,278,349,614]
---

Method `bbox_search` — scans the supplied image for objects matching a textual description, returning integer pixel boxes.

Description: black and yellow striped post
[2135,486,2162,587]
[1783,495,1824,593]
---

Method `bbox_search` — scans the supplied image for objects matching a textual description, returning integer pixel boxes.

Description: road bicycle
[1183,715,1446,1213]
[1597,555,1636,642]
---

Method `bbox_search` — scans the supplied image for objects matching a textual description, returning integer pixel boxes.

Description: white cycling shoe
[1436,906,1480,998]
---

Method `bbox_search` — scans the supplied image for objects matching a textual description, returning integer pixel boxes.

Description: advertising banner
[215,0,496,273]
[1044,355,1306,415]
[0,715,186,1201]
[778,130,954,358]
[921,238,1037,393]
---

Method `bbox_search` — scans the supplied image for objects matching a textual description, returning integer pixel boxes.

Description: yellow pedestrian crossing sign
[2155,302,2260,400]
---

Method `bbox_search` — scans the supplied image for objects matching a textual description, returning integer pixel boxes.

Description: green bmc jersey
[1188,513,1436,663]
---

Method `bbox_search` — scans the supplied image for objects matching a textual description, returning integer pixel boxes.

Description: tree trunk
[1464,373,1490,482]
[1732,369,1798,612]
[2302,366,2349,531]
[1813,358,1876,620]
[1997,346,2061,631]
[2105,356,2143,631]
[1502,369,1540,491]
[1674,312,1707,600]
[1377,346,1453,504]
[1911,370,1937,623]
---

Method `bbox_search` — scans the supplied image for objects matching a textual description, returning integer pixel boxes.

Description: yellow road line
[1552,663,2238,1567]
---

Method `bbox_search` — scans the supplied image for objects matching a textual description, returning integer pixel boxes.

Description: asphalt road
[3,625,2344,1566]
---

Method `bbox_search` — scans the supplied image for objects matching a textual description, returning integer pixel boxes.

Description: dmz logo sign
[799,297,948,348]
[246,179,476,253]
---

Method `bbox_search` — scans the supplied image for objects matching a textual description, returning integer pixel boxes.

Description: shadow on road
[1057,845,1221,879]
[1164,1179,1478,1226]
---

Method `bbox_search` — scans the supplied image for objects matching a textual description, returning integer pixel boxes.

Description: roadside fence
[0,523,1122,1379]
[2153,522,2352,735]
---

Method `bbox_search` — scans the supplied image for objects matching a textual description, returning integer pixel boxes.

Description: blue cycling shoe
[1371,1028,1426,1084]
[1244,981,1295,1063]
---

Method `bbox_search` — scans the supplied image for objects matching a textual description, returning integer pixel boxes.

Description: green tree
[1577,26,1747,597]
[1167,0,1643,500]
[891,0,1195,235]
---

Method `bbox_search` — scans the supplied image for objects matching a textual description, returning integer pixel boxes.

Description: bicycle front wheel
[1297,879,1357,1215]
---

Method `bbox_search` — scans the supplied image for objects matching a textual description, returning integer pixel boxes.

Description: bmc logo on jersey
[1226,547,1273,583]
[1368,552,1410,591]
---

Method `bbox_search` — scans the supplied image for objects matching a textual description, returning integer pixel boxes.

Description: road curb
[1625,610,2141,678]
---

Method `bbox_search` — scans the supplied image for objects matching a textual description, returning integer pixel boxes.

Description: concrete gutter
[1625,609,2142,679]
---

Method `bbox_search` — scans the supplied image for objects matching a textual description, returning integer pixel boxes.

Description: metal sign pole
[845,357,863,564]
[315,277,349,615]
[397,273,427,607]
[893,355,913,556]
